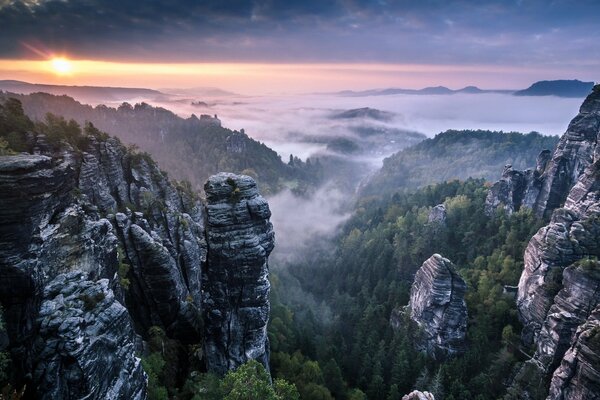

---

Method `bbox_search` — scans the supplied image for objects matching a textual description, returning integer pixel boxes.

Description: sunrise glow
[0,58,584,94]
[50,57,73,75]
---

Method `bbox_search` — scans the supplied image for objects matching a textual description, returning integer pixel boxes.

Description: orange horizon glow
[0,58,591,95]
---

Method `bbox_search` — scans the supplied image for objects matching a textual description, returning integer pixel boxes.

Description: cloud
[0,0,598,69]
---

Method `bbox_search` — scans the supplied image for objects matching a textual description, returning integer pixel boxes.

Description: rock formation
[34,272,146,400]
[407,254,467,359]
[0,130,274,397]
[427,204,447,224]
[547,306,600,400]
[402,390,436,400]
[202,173,274,375]
[506,86,600,399]
[486,84,600,217]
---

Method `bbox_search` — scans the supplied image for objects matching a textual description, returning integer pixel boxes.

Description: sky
[0,0,598,93]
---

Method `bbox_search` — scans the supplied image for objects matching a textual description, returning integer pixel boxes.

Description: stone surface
[0,131,274,396]
[427,204,447,224]
[547,306,600,400]
[486,85,600,217]
[202,173,275,375]
[517,161,600,348]
[34,272,146,400]
[508,86,600,399]
[407,254,467,359]
[402,390,436,400]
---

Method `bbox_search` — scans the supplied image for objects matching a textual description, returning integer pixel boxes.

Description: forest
[0,98,557,399]
[267,179,547,400]
[361,129,558,196]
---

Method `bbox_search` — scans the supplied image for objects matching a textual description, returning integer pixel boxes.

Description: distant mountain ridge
[513,79,595,98]
[335,85,512,97]
[0,91,319,194]
[0,80,165,103]
[335,79,597,98]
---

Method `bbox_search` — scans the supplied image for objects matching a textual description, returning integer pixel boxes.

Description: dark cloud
[0,0,599,67]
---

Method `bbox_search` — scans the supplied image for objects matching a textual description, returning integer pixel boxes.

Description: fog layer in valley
[61,89,584,268]
[147,91,582,265]
[153,91,581,160]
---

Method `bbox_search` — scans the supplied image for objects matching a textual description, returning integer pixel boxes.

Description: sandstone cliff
[0,131,274,398]
[486,84,600,217]
[202,173,274,375]
[406,254,467,359]
[505,86,600,399]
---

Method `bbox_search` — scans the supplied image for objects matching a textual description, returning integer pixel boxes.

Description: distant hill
[0,91,319,194]
[330,107,395,121]
[336,86,511,97]
[0,80,165,104]
[360,129,560,197]
[513,80,595,98]
[160,87,237,97]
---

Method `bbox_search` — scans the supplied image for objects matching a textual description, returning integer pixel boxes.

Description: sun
[50,57,73,75]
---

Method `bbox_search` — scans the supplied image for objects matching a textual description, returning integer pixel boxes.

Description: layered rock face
[507,87,600,399]
[402,390,436,400]
[35,273,146,400]
[427,204,447,224]
[486,84,600,217]
[202,173,275,375]
[407,254,467,359]
[484,155,548,215]
[547,306,600,400]
[0,133,274,397]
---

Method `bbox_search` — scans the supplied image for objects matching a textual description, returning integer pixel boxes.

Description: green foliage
[272,178,545,399]
[118,261,131,290]
[0,92,322,194]
[0,98,33,153]
[142,353,169,400]
[0,137,15,155]
[219,360,300,400]
[181,372,223,400]
[221,360,275,400]
[362,129,559,196]
[117,246,131,290]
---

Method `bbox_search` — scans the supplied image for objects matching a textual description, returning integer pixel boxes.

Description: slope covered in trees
[269,179,547,399]
[361,130,559,197]
[0,92,319,195]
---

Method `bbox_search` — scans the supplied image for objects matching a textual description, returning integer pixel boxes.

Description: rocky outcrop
[402,390,435,400]
[484,150,550,215]
[517,158,600,346]
[486,84,600,217]
[0,131,274,397]
[427,204,446,224]
[202,173,274,375]
[508,87,600,399]
[547,306,600,400]
[407,254,467,359]
[34,272,146,400]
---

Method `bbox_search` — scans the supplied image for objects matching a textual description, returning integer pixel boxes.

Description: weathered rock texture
[407,254,467,359]
[0,133,274,397]
[427,204,447,224]
[402,390,436,400]
[486,85,600,217]
[202,173,275,375]
[547,306,600,400]
[34,272,146,400]
[506,86,600,399]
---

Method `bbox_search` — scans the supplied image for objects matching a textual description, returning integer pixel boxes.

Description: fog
[145,91,584,269]
[153,91,581,160]
[268,184,351,264]
[146,91,583,270]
